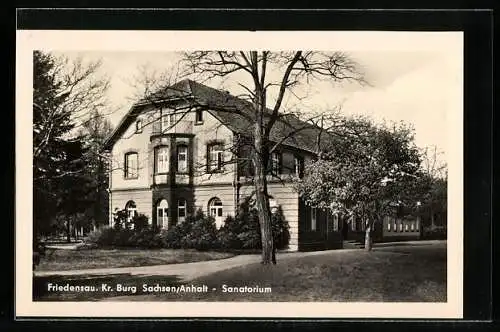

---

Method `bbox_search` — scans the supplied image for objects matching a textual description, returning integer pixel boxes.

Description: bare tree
[125,51,365,264]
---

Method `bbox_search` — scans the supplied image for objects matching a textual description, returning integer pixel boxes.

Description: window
[333,214,339,231]
[195,110,203,123]
[208,197,224,228]
[161,113,169,132]
[387,221,391,231]
[411,222,414,231]
[178,199,186,222]
[161,112,176,132]
[405,223,409,232]
[124,152,138,179]
[208,143,224,172]
[351,215,357,231]
[156,199,168,229]
[311,207,317,231]
[135,120,143,133]
[294,156,304,177]
[399,221,403,232]
[125,201,137,223]
[271,152,281,175]
[177,145,188,173]
[155,146,169,173]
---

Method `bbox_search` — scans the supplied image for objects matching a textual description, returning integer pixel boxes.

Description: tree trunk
[364,223,372,251]
[253,127,274,264]
[430,207,435,230]
[66,219,71,243]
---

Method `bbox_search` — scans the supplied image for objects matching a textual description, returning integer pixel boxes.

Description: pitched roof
[103,79,334,153]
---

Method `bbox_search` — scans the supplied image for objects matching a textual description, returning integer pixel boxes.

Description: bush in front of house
[216,198,290,250]
[162,209,219,250]
[186,211,219,250]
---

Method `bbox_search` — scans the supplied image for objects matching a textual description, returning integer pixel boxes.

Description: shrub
[128,228,161,248]
[217,215,242,249]
[132,213,149,232]
[85,227,116,246]
[216,197,290,250]
[187,213,219,250]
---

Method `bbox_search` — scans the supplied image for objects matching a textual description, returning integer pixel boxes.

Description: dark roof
[103,79,334,153]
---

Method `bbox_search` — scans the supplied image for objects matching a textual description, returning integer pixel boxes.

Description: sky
[54,48,461,164]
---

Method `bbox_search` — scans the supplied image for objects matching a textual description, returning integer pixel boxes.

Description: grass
[33,243,446,302]
[151,245,447,302]
[36,248,235,272]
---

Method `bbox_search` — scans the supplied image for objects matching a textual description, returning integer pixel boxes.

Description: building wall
[194,184,235,223]
[110,106,235,191]
[382,215,421,240]
[239,182,300,251]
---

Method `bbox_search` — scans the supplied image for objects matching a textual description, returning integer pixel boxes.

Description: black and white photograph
[16,30,463,318]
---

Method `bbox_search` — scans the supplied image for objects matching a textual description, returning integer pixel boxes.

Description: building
[103,79,344,251]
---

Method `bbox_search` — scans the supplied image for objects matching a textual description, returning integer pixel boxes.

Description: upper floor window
[294,155,304,178]
[207,143,224,172]
[177,145,188,173]
[161,112,176,132]
[135,120,143,133]
[155,146,169,174]
[195,110,204,124]
[124,152,138,179]
[271,152,281,175]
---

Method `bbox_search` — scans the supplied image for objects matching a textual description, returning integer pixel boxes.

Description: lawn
[35,248,235,272]
[152,244,447,302]
[33,243,446,302]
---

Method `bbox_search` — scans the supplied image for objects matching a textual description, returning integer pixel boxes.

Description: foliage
[217,198,290,250]
[33,50,110,242]
[296,116,422,238]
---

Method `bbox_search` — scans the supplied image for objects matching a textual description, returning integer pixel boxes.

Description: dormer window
[271,152,281,175]
[135,120,143,133]
[195,110,204,124]
[294,155,304,178]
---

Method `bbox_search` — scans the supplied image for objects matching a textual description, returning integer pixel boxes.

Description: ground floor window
[156,199,169,229]
[208,197,224,228]
[178,199,186,222]
[125,200,137,223]
[311,207,317,231]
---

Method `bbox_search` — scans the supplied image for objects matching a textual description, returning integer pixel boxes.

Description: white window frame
[178,199,186,222]
[333,214,339,231]
[156,199,169,229]
[195,109,203,123]
[124,152,138,179]
[271,152,281,175]
[155,146,169,174]
[125,201,137,223]
[208,144,224,172]
[311,207,317,231]
[177,145,188,173]
[208,197,224,228]
[294,156,303,177]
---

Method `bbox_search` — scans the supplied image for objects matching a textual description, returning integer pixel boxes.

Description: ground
[36,248,234,271]
[33,241,446,302]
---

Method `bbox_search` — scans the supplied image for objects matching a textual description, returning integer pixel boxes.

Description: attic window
[135,120,143,133]
[195,110,204,124]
